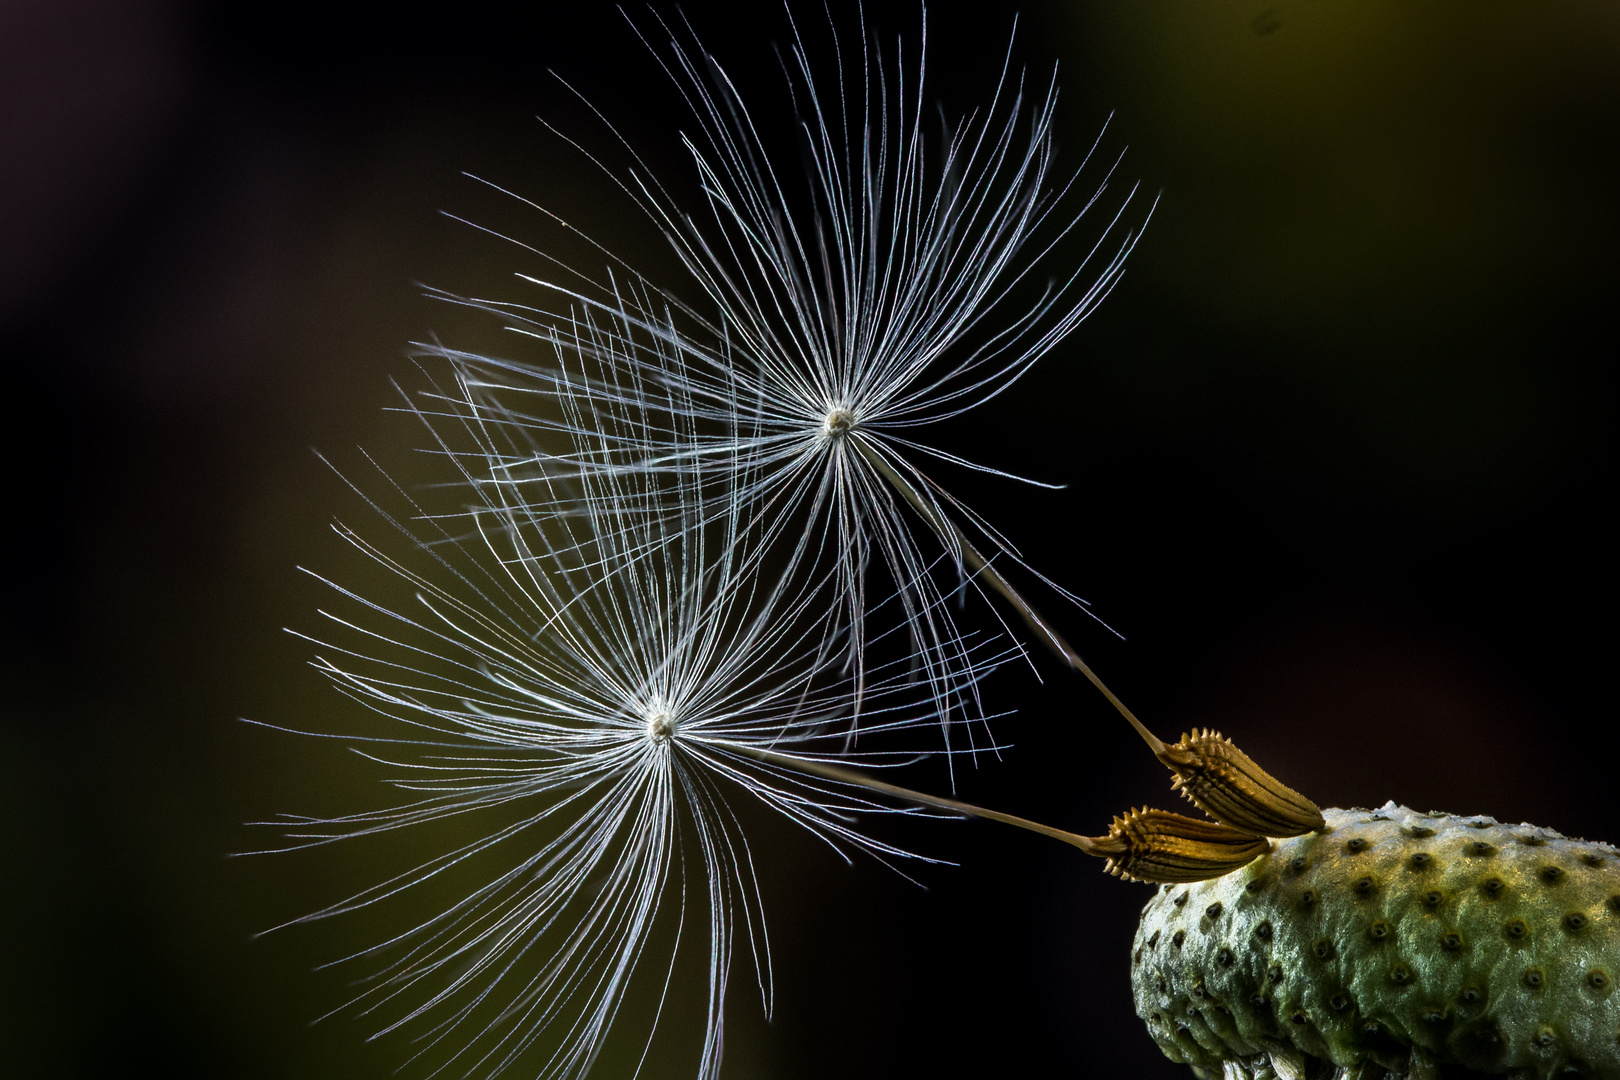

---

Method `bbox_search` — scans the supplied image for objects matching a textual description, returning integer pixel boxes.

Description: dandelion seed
[251,9,1224,1078]
[250,358,1011,1080]
[427,5,1152,752]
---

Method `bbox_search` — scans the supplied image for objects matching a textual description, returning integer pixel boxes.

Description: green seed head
[1131,803,1620,1079]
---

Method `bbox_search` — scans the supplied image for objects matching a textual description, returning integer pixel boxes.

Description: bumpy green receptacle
[1132,803,1620,1079]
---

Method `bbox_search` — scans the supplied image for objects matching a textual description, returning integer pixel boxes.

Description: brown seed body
[1159,728,1326,839]
[1132,803,1620,1079]
[1105,807,1275,884]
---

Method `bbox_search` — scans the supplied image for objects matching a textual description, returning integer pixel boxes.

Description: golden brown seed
[1097,807,1272,884]
[1156,728,1326,837]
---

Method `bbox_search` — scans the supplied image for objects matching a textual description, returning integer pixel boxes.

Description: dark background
[2,1,1614,1077]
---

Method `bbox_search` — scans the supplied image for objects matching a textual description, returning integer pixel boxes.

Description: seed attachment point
[647,711,677,744]
[822,406,857,439]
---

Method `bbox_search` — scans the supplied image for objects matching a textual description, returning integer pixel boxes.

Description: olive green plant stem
[731,742,1119,857]
[852,437,1168,756]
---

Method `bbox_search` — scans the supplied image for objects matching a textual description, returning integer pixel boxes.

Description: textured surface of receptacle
[1132,803,1620,1080]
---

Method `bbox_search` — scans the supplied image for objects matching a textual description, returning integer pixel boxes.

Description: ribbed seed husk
[1160,729,1326,838]
[1105,807,1274,884]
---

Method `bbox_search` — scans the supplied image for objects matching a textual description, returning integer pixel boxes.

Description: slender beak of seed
[648,712,676,744]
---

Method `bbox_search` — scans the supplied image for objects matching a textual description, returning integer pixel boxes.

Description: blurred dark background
[2,0,1614,1076]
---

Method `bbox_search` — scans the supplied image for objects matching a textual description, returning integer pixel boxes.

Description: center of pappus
[822,406,857,439]
[646,711,677,744]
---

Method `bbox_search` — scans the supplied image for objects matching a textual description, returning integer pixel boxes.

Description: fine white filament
[257,6,1140,1079]
[428,5,1148,747]
[254,351,1000,1078]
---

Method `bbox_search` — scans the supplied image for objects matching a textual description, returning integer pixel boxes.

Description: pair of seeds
[1091,728,1325,885]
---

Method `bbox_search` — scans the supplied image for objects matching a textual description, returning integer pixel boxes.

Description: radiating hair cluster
[260,7,1144,1079]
